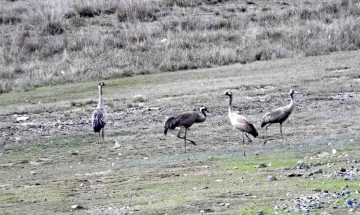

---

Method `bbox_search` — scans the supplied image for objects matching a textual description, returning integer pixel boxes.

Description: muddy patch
[325,66,350,72]
[147,166,210,179]
[330,92,360,100]
[227,85,275,92]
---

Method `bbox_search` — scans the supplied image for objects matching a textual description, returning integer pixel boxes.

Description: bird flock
[92,82,297,155]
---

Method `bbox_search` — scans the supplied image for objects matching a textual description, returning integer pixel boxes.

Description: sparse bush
[23,39,40,53]
[0,10,21,25]
[0,81,12,94]
[121,68,135,77]
[132,95,146,103]
[74,3,100,17]
[163,0,228,7]
[116,0,159,22]
[1,0,360,91]
[43,22,64,35]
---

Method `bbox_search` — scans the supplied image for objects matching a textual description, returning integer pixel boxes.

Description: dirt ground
[1,50,360,214]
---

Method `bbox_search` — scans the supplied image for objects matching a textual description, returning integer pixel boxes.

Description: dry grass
[0,0,360,93]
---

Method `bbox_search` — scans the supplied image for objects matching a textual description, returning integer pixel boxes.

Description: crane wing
[231,114,258,137]
[92,109,106,132]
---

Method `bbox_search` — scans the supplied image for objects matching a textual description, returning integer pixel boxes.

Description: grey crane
[225,91,258,156]
[92,82,107,141]
[261,89,297,142]
[164,106,209,153]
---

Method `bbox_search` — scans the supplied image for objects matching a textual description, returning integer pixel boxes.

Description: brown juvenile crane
[164,106,209,153]
[92,82,107,142]
[261,89,297,142]
[225,91,258,156]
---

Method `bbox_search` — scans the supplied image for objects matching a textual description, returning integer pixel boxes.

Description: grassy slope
[0,50,360,214]
[1,0,360,93]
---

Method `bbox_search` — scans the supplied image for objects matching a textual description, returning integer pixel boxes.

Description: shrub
[116,0,159,22]
[74,4,100,17]
[0,10,21,25]
[43,22,64,35]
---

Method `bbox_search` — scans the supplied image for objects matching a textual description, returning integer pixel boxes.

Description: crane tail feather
[93,119,106,132]
[261,121,267,128]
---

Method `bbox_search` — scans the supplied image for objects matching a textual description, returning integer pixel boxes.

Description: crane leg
[102,128,105,141]
[263,124,272,145]
[245,133,252,142]
[242,133,246,156]
[280,123,283,138]
[184,128,187,153]
[176,128,196,153]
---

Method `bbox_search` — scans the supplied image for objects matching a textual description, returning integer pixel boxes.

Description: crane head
[289,89,299,96]
[98,82,106,87]
[224,91,232,97]
[200,106,209,113]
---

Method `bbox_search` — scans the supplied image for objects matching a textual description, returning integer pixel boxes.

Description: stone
[113,141,121,149]
[71,205,84,210]
[267,175,277,181]
[16,116,29,122]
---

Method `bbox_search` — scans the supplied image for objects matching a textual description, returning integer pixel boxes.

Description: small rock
[310,162,322,167]
[200,208,214,213]
[340,167,346,172]
[16,116,29,122]
[267,175,277,181]
[297,160,309,169]
[71,205,84,210]
[346,199,354,207]
[287,173,303,177]
[257,211,264,215]
[225,203,230,208]
[256,163,267,168]
[341,190,350,196]
[308,169,323,176]
[113,141,121,149]
[332,149,337,154]
[71,151,79,155]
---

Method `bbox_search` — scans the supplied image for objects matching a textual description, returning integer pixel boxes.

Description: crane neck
[97,85,104,108]
[201,109,207,117]
[227,95,234,114]
[288,93,295,111]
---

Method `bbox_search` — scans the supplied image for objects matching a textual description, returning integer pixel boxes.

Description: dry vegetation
[1,0,360,93]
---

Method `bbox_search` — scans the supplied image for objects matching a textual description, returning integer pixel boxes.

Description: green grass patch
[239,206,276,215]
[221,153,299,171]
[301,179,360,192]
[0,193,20,202]
[109,130,133,136]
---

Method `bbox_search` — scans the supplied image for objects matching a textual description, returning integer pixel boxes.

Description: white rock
[71,205,84,210]
[113,141,121,149]
[16,116,29,122]
[332,149,337,155]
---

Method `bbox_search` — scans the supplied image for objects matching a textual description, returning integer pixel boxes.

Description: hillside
[1,0,360,93]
